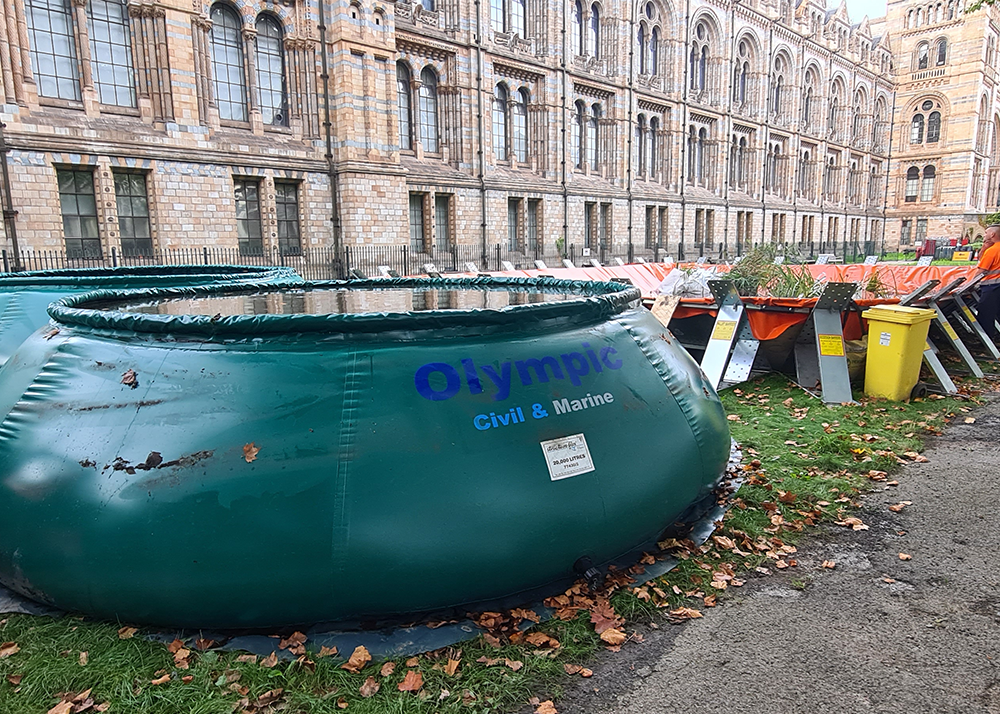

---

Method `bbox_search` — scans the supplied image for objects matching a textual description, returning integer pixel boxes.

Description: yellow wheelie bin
[862,304,936,400]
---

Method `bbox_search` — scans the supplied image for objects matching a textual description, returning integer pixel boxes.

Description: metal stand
[949,275,1000,360]
[793,282,857,404]
[896,279,956,394]
[700,281,760,390]
[906,277,983,378]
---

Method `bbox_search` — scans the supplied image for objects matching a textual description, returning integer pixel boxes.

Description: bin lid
[862,304,936,325]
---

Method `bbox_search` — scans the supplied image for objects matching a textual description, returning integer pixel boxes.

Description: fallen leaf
[0,642,19,658]
[380,661,396,677]
[444,658,460,676]
[668,607,703,620]
[341,645,371,673]
[405,657,420,667]
[278,631,307,656]
[703,594,718,607]
[117,626,137,640]
[46,702,73,714]
[181,675,194,683]
[194,638,215,651]
[78,651,88,666]
[535,700,558,714]
[888,501,912,513]
[337,697,349,709]
[359,676,380,698]
[899,553,912,560]
[236,654,257,664]
[599,628,627,645]
[822,560,836,569]
[243,442,260,463]
[727,414,740,421]
[121,369,139,389]
[6,674,22,686]
[504,659,523,672]
[397,669,423,693]
[525,632,560,648]
[965,417,976,423]
[151,674,171,685]
[260,652,279,668]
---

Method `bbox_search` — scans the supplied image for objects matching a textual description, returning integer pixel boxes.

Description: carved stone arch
[829,73,848,100]
[904,91,949,115]
[735,29,764,63]
[690,8,721,43]
[256,1,295,33]
[802,60,823,86]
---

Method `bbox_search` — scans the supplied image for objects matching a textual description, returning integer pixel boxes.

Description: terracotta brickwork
[0,0,991,265]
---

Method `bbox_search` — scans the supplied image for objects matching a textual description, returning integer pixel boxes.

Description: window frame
[210,3,249,124]
[255,14,288,127]
[57,167,101,258]
[233,176,264,256]
[274,180,302,256]
[113,170,153,257]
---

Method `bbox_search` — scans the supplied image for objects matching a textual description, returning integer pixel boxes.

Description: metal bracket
[904,277,983,378]
[699,280,760,390]
[793,282,857,404]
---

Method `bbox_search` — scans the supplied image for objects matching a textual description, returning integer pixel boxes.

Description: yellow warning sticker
[943,322,959,340]
[818,334,845,357]
[963,306,976,323]
[711,320,737,341]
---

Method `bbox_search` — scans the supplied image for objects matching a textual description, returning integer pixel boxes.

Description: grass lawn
[0,370,991,714]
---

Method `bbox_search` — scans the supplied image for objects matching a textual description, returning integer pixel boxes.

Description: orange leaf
[317,646,338,658]
[899,552,912,560]
[260,652,279,668]
[535,700,558,714]
[243,442,260,463]
[405,657,420,667]
[504,659,523,672]
[444,658,460,676]
[46,702,73,714]
[151,674,171,685]
[599,628,627,646]
[336,697,349,709]
[117,626,137,640]
[166,639,184,654]
[668,607,703,620]
[359,676,380,698]
[0,642,20,658]
[341,645,371,673]
[380,661,396,677]
[397,669,424,693]
[822,560,836,569]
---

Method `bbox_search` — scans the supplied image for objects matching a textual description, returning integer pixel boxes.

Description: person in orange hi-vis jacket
[976,224,1000,341]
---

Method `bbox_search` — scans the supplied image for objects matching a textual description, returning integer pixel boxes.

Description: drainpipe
[0,122,21,271]
[722,0,737,261]
[561,0,568,257]
[883,86,897,256]
[626,0,635,261]
[760,22,773,248]
[678,0,691,261]
[475,0,487,265]
[317,0,341,254]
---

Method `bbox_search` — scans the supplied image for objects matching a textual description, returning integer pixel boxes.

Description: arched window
[729,136,738,185]
[691,21,710,92]
[771,55,787,117]
[637,114,647,174]
[26,0,80,100]
[699,45,707,90]
[911,113,925,144]
[589,4,600,59]
[828,96,839,136]
[572,1,584,55]
[697,127,707,183]
[799,150,810,194]
[650,29,659,76]
[210,3,247,122]
[917,42,929,70]
[921,165,936,201]
[649,116,659,174]
[418,67,439,153]
[88,0,137,107]
[574,101,586,169]
[255,15,286,126]
[587,103,600,170]
[852,94,864,139]
[905,166,919,201]
[936,38,947,65]
[733,39,750,105]
[927,111,941,142]
[397,62,412,150]
[738,136,747,185]
[638,25,646,75]
[512,88,528,162]
[687,126,697,179]
[772,75,783,116]
[802,86,813,126]
[492,84,508,160]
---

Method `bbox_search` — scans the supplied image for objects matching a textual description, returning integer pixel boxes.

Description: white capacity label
[540,433,595,481]
[879,331,891,347]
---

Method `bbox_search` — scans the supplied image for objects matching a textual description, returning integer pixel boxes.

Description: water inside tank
[101,286,592,316]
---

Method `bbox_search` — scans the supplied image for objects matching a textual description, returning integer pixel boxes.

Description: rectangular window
[658,207,667,249]
[704,209,715,251]
[694,209,704,248]
[645,206,655,249]
[600,203,611,249]
[827,216,839,250]
[900,219,912,246]
[584,202,596,249]
[234,178,263,255]
[526,199,540,252]
[435,194,450,252]
[916,218,928,243]
[27,0,81,101]
[88,0,136,107]
[113,171,152,256]
[275,182,301,255]
[507,198,521,251]
[58,168,100,258]
[409,193,425,252]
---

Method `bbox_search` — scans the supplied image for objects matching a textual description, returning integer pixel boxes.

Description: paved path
[563,395,1000,714]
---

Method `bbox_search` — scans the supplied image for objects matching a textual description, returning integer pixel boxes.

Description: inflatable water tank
[0,265,302,368]
[0,277,729,628]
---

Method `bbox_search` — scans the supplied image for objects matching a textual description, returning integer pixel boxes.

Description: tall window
[512,88,529,162]
[588,4,600,59]
[690,21,709,92]
[645,205,655,248]
[573,101,584,169]
[900,219,912,245]
[88,0,136,107]
[491,0,527,35]
[493,84,509,160]
[275,182,301,255]
[255,15,286,126]
[409,193,425,252]
[26,0,80,100]
[828,96,840,137]
[491,0,504,31]
[210,4,248,122]
[650,28,659,76]
[770,55,787,117]
[397,63,412,150]
[637,5,661,77]
[638,25,646,75]
[114,172,152,256]
[733,39,750,105]
[418,67,439,153]
[911,113,924,144]
[572,1,583,55]
[927,111,941,143]
[587,103,599,171]
[905,166,919,201]
[526,199,539,252]
[507,198,520,251]
[916,218,928,244]
[648,116,658,175]
[636,114,647,174]
[58,169,100,258]
[916,42,929,70]
[936,38,947,65]
[921,165,936,201]
[435,195,450,252]
[234,178,263,255]
[585,202,596,249]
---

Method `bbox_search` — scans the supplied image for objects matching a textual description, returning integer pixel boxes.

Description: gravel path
[561,394,1000,714]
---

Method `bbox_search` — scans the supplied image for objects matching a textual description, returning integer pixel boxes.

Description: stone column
[71,0,100,115]
[243,27,263,134]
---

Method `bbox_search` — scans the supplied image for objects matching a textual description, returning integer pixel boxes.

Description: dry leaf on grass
[151,674,171,685]
[359,676,380,698]
[78,651,88,666]
[397,670,423,692]
[443,658,460,676]
[0,642,20,658]
[317,646,338,658]
[117,626,137,640]
[341,646,371,673]
[260,652,279,668]
[380,661,396,677]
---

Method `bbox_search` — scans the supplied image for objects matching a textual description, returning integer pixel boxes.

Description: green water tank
[0,277,729,628]
[0,265,302,368]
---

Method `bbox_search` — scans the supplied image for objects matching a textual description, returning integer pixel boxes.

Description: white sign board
[863,255,878,266]
[917,255,934,267]
[540,433,595,481]
[463,262,479,273]
[816,254,831,264]
[500,260,515,272]
[774,256,785,265]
